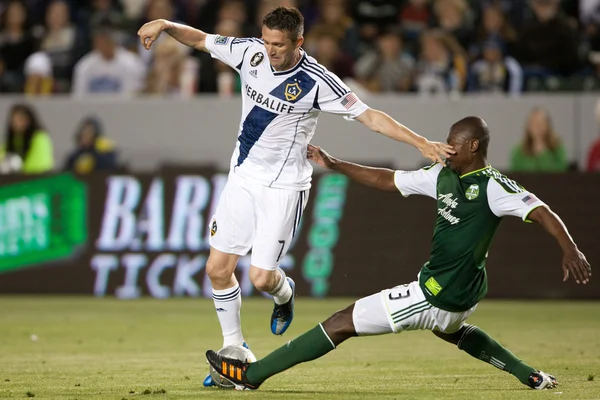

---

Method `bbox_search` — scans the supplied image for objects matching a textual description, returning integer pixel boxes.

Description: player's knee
[432,325,469,346]
[249,267,277,292]
[206,258,233,285]
[322,304,357,344]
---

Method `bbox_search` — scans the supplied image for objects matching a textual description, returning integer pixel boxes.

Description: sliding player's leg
[205,281,435,390]
[433,326,558,389]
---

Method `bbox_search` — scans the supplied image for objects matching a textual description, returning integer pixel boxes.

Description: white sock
[269,269,292,305]
[212,284,244,348]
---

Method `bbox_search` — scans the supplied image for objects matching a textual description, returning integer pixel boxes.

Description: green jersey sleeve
[393,163,442,199]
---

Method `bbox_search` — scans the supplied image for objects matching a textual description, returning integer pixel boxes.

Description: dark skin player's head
[445,116,490,175]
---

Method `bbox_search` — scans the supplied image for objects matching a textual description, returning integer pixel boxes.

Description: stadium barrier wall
[0,170,598,299]
[0,94,598,172]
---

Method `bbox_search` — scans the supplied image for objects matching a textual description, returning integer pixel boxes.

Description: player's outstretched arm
[138,19,208,52]
[355,108,454,166]
[528,206,591,284]
[307,144,396,192]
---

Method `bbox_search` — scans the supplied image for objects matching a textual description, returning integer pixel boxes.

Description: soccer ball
[209,345,257,389]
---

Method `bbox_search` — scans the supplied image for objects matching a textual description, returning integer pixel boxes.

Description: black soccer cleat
[205,350,261,391]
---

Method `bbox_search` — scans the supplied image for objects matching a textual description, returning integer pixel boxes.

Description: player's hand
[138,19,167,50]
[562,248,591,284]
[418,140,455,166]
[307,144,335,169]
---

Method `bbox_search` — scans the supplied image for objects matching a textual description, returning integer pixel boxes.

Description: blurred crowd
[0,0,599,97]
[2,101,600,175]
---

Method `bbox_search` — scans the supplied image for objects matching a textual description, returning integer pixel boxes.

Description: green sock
[458,325,535,385]
[246,324,335,384]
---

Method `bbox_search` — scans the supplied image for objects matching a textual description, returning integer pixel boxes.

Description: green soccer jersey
[394,164,545,312]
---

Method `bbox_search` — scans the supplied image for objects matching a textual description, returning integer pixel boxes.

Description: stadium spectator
[0,0,36,92]
[467,36,523,96]
[306,0,360,59]
[309,33,354,80]
[432,0,473,51]
[64,115,118,174]
[39,0,79,92]
[586,100,600,172]
[144,35,198,97]
[218,0,258,38]
[354,30,415,92]
[23,49,53,95]
[415,29,467,95]
[0,103,53,174]
[470,3,517,62]
[351,0,400,57]
[510,107,568,172]
[399,0,432,43]
[515,0,580,77]
[72,26,145,97]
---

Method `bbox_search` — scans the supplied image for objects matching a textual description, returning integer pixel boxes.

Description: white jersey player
[138,6,453,387]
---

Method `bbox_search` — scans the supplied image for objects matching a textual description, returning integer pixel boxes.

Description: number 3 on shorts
[388,284,410,300]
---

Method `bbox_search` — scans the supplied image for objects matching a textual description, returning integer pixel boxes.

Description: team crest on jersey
[465,184,479,200]
[210,220,218,236]
[214,35,229,45]
[285,82,302,101]
[250,52,264,67]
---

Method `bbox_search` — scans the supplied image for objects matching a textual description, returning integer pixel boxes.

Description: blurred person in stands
[145,35,198,97]
[64,115,118,174]
[0,0,36,92]
[72,25,145,97]
[309,32,354,80]
[399,0,433,43]
[137,0,186,65]
[415,29,467,95]
[510,107,568,172]
[39,0,79,92]
[0,103,53,174]
[23,49,54,95]
[218,0,258,38]
[432,0,473,51]
[586,100,600,172]
[305,0,359,59]
[354,29,415,93]
[467,36,523,96]
[515,0,579,77]
[470,3,517,62]
[351,0,400,55]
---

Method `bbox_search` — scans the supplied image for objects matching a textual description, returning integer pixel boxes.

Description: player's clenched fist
[307,144,335,169]
[138,19,167,50]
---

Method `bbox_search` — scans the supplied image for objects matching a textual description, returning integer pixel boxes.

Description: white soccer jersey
[205,34,369,190]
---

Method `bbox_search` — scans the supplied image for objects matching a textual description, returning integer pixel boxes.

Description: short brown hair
[262,6,304,42]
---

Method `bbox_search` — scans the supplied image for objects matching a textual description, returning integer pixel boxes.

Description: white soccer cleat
[529,370,558,390]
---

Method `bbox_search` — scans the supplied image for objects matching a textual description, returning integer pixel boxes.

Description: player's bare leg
[249,266,295,335]
[434,327,558,389]
[204,247,244,387]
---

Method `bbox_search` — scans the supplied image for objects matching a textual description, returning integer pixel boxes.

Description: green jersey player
[206,116,591,391]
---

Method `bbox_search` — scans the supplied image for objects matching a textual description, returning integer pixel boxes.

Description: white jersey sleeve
[314,71,369,119]
[393,163,442,199]
[204,34,257,71]
[487,178,546,222]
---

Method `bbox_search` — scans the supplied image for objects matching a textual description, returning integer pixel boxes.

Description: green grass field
[0,298,599,400]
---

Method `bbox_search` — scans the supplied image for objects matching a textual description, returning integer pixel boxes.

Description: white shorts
[209,172,308,270]
[352,280,477,335]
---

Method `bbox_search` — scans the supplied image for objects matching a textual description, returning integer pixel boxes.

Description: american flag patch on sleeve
[521,194,538,205]
[340,93,359,109]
